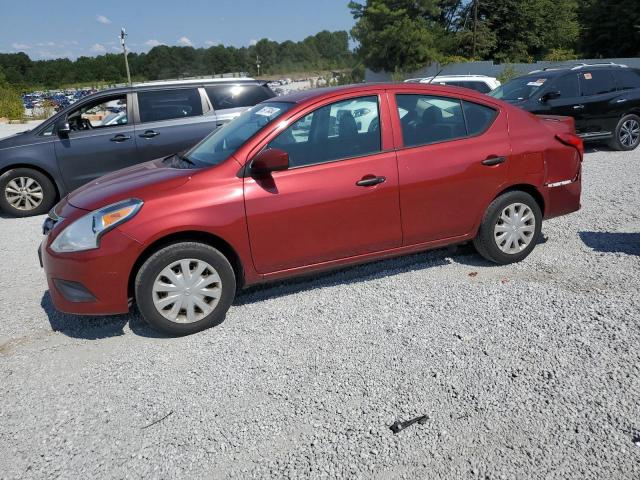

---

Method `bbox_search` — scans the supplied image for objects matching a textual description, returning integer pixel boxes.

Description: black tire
[0,168,57,217]
[608,114,640,151]
[135,242,236,336]
[473,191,542,265]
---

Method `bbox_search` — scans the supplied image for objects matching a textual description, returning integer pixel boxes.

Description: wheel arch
[0,163,62,203]
[492,183,545,216]
[127,230,245,299]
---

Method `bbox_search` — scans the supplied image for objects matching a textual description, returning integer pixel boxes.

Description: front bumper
[40,227,142,316]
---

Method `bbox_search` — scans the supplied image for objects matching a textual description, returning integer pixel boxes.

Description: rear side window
[613,70,640,90]
[579,71,616,96]
[396,94,497,147]
[551,74,580,98]
[138,88,203,123]
[205,85,274,110]
[462,101,498,135]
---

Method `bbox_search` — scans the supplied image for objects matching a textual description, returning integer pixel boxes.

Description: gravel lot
[0,128,639,478]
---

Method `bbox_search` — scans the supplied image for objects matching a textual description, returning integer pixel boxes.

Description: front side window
[579,71,616,96]
[268,96,381,168]
[205,85,274,110]
[65,95,127,132]
[551,74,580,98]
[186,102,293,166]
[137,88,203,123]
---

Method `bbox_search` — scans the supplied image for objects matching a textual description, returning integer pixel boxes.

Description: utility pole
[120,28,132,85]
[472,0,479,59]
[256,54,261,77]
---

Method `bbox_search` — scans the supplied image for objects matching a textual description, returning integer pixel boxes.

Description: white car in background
[404,75,501,94]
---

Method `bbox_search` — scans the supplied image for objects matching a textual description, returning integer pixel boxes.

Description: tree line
[349,0,640,75]
[0,30,354,91]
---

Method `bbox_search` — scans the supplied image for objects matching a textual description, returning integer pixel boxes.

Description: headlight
[50,199,143,253]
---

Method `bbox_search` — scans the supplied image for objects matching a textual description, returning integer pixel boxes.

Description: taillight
[555,133,584,158]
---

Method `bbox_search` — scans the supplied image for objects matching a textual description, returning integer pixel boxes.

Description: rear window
[450,81,491,94]
[138,88,203,123]
[613,69,640,90]
[579,70,616,96]
[205,85,274,110]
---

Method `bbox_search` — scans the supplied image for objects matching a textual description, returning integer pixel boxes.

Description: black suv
[489,63,640,151]
[0,78,275,217]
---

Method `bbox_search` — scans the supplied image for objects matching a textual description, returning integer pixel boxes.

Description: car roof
[85,78,261,96]
[266,82,493,105]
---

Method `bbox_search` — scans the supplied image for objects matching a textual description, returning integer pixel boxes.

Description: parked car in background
[489,63,640,151]
[40,83,582,335]
[0,78,275,217]
[405,75,501,94]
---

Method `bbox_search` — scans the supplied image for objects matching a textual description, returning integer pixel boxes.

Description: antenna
[120,28,132,85]
[427,69,444,83]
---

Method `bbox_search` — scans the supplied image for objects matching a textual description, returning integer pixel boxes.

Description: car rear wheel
[473,191,542,265]
[0,168,56,217]
[135,242,236,336]
[609,114,640,151]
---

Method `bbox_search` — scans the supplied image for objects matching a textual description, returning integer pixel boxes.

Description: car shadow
[579,231,640,256]
[40,292,168,340]
[40,244,504,340]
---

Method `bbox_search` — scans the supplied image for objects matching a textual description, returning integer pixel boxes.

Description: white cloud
[90,43,107,53]
[36,41,56,47]
[177,36,192,47]
[249,39,258,46]
[204,40,220,47]
[37,50,73,59]
[145,39,164,47]
[96,15,111,24]
[11,42,31,50]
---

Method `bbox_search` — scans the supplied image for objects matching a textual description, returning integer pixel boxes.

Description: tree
[0,68,24,120]
[349,0,441,74]
[579,0,640,58]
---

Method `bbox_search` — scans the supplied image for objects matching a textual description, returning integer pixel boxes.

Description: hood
[67,158,192,211]
[0,129,39,150]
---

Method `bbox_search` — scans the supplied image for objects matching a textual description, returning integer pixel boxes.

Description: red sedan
[40,83,582,335]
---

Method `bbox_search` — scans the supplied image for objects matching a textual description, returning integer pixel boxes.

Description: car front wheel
[0,168,56,217]
[473,191,542,265]
[609,114,640,151]
[135,242,236,336]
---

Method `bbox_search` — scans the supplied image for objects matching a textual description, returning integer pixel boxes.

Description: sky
[0,0,356,60]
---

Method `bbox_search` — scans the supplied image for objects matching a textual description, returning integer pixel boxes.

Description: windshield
[186,102,294,166]
[489,76,550,101]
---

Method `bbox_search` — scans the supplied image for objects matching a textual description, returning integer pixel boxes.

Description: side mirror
[57,120,71,137]
[249,148,289,177]
[541,90,561,102]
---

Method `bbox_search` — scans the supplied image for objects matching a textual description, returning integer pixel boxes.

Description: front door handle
[573,104,585,110]
[139,130,160,138]
[356,175,386,187]
[110,134,132,142]
[481,156,506,166]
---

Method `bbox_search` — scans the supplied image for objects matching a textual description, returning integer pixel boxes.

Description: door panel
[54,124,138,191]
[244,152,402,273]
[391,94,510,244]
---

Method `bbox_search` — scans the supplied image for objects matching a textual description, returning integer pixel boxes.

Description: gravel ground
[0,139,639,478]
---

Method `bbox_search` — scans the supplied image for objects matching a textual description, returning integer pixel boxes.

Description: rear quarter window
[613,69,640,90]
[205,85,274,110]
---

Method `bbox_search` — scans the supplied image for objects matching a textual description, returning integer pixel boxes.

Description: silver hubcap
[4,176,43,211]
[620,119,640,147]
[494,203,536,254]
[152,259,222,324]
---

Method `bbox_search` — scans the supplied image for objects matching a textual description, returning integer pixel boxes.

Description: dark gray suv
[0,78,275,216]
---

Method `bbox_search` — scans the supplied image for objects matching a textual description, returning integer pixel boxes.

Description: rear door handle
[356,175,386,187]
[481,156,506,166]
[110,134,132,142]
[573,104,585,110]
[138,130,160,138]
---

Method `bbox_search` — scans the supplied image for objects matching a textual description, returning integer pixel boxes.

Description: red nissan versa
[39,83,583,335]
